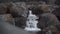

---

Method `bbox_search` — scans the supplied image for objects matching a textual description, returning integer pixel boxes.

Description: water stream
[24,10,41,32]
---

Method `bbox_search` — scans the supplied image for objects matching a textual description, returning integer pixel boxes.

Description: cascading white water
[24,10,41,32]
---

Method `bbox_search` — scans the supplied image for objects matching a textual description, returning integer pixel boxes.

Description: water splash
[24,10,41,32]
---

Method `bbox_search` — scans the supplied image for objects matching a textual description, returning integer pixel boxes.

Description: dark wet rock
[14,17,27,29]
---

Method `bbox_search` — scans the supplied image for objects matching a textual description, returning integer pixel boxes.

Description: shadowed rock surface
[52,7,60,21]
[0,15,32,34]
[15,17,27,29]
[9,2,28,17]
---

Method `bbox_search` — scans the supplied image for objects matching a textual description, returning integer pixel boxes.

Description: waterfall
[24,10,41,32]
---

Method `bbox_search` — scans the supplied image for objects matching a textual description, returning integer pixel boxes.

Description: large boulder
[37,13,60,34]
[10,2,28,17]
[37,13,60,29]
[7,2,28,28]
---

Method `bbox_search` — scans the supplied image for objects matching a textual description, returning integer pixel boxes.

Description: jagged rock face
[0,2,28,17]
[10,2,28,17]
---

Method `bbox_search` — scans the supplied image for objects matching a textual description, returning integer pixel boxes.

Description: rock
[52,7,60,21]
[0,14,14,24]
[31,6,43,15]
[4,14,14,24]
[37,13,60,34]
[0,3,7,14]
[49,25,60,34]
[10,2,28,17]
[14,17,27,29]
[37,13,60,29]
[31,6,50,15]
[39,4,50,13]
[0,19,32,34]
[0,2,28,17]
[42,25,60,34]
[55,0,60,5]
[55,24,60,32]
[28,6,60,34]
[0,2,12,14]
